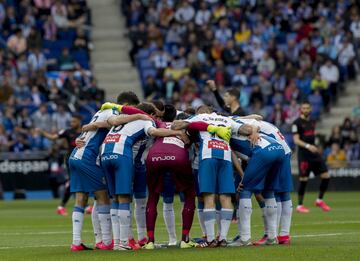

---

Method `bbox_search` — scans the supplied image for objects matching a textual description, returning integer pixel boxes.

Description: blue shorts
[101,154,134,196]
[133,163,147,198]
[69,157,107,193]
[242,145,285,192]
[275,153,294,192]
[198,159,235,194]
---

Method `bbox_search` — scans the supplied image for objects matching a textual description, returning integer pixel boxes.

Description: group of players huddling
[66,80,331,251]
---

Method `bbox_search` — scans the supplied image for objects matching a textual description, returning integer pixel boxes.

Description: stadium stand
[122,0,359,156]
[0,0,104,153]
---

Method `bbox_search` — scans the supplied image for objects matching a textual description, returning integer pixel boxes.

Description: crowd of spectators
[0,0,104,153]
[123,0,359,163]
[325,114,360,168]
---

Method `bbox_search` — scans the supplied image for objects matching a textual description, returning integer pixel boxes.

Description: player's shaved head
[117,91,139,105]
[136,102,156,116]
[196,105,213,114]
[162,104,177,122]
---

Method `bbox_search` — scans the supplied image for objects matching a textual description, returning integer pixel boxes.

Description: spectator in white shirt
[150,47,172,78]
[31,104,52,132]
[249,40,264,62]
[215,18,232,45]
[232,67,247,86]
[52,104,71,131]
[174,1,195,24]
[350,15,360,65]
[257,51,275,78]
[320,59,340,99]
[337,37,356,81]
[28,48,47,73]
[195,2,211,26]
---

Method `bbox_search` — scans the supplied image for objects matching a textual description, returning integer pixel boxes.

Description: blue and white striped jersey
[230,133,281,158]
[232,117,291,155]
[185,113,241,162]
[101,119,155,158]
[71,109,116,161]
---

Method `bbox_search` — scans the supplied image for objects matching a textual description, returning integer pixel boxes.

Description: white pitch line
[3,220,360,236]
[293,232,359,238]
[1,232,359,250]
[2,219,360,236]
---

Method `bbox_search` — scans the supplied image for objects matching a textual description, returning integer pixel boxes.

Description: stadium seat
[72,50,90,69]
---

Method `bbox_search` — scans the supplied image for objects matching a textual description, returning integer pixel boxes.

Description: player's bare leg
[93,190,112,250]
[71,192,92,251]
[315,172,331,211]
[297,177,310,213]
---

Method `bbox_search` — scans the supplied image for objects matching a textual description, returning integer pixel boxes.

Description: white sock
[215,209,221,237]
[203,208,216,242]
[197,209,206,236]
[118,203,131,244]
[163,203,177,243]
[97,204,112,246]
[134,198,147,240]
[91,201,102,244]
[128,204,134,240]
[110,204,120,245]
[280,200,293,236]
[239,199,252,241]
[219,208,233,241]
[72,206,84,245]
[276,201,282,235]
[236,209,241,234]
[261,207,268,236]
[264,198,277,240]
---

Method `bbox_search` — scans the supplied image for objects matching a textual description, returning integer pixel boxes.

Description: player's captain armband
[163,137,185,148]
[104,134,121,143]
[208,140,229,150]
[291,124,298,133]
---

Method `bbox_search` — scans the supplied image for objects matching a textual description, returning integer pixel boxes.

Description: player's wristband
[305,144,310,149]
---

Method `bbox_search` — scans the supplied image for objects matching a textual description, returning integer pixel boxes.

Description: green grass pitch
[0,191,360,261]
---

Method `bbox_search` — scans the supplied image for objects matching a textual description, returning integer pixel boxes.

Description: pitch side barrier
[0,151,69,198]
[0,152,359,198]
[292,161,360,191]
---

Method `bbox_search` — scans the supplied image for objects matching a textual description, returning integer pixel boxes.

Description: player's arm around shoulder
[107,114,152,127]
[239,114,263,121]
[171,120,190,130]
